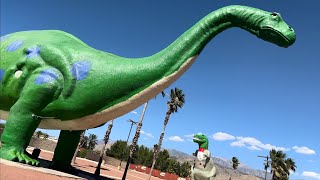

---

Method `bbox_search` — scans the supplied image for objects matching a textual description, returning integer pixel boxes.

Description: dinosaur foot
[49,161,79,175]
[0,147,39,166]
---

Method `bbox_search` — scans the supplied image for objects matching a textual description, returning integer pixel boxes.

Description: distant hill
[93,139,114,151]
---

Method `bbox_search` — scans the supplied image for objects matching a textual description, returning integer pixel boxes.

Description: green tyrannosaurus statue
[191,133,216,180]
[0,5,295,172]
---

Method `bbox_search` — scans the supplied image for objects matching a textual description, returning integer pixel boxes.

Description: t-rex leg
[0,69,62,166]
[49,130,82,174]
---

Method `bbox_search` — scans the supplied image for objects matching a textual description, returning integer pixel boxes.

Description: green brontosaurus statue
[0,5,295,172]
[191,133,216,180]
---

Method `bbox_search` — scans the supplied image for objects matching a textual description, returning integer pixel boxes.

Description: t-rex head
[193,133,209,149]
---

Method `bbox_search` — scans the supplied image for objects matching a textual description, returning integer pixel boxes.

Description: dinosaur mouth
[262,26,290,41]
[260,26,291,47]
[193,137,200,141]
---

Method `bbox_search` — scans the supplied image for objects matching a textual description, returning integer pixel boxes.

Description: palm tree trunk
[95,120,113,176]
[148,109,171,180]
[122,102,148,180]
[71,130,85,165]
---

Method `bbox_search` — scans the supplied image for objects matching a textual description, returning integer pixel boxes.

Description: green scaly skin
[0,5,295,172]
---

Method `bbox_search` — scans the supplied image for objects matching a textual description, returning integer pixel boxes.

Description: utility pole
[118,119,138,170]
[258,155,271,180]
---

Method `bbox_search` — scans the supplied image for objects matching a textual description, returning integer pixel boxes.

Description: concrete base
[0,158,85,180]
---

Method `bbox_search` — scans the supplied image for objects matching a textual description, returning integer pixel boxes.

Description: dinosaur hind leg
[49,130,82,175]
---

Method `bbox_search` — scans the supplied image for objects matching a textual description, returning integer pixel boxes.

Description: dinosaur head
[229,6,296,48]
[193,133,209,149]
[257,12,296,48]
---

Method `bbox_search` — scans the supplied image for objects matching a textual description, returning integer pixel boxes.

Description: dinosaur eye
[14,70,23,78]
[271,12,278,16]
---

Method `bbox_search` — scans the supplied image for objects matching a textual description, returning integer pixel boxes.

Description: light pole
[258,155,271,180]
[118,119,138,170]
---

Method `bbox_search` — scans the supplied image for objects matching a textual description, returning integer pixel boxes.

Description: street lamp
[118,119,138,170]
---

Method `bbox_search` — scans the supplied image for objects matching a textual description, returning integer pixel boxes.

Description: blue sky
[1,0,319,179]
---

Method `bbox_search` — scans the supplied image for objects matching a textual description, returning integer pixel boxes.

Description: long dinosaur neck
[144,5,265,75]
[199,141,208,150]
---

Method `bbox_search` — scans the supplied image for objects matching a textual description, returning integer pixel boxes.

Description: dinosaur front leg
[0,69,62,166]
[49,130,82,174]
[0,107,42,165]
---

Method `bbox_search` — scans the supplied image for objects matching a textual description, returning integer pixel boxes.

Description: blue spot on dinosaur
[71,61,91,81]
[35,69,58,85]
[0,35,10,42]
[26,46,41,59]
[7,40,23,52]
[0,69,5,81]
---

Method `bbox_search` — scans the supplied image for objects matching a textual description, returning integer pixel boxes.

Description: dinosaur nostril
[289,27,293,31]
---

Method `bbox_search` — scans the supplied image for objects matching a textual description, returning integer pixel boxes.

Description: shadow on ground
[38,158,114,180]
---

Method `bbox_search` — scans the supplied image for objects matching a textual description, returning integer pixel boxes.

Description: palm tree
[43,133,49,140]
[80,134,89,148]
[87,133,98,150]
[269,149,297,180]
[95,120,114,176]
[148,87,185,180]
[35,131,43,138]
[122,102,149,180]
[270,149,286,179]
[284,158,296,177]
[232,157,240,169]
[230,157,240,180]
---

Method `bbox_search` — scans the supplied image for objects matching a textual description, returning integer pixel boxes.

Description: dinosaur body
[0,30,197,130]
[191,133,216,180]
[0,5,295,171]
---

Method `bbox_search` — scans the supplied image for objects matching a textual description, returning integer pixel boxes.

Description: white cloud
[212,132,236,141]
[130,111,139,115]
[230,136,289,151]
[301,171,320,180]
[230,141,246,147]
[184,134,194,142]
[184,134,194,138]
[292,146,316,155]
[248,146,262,151]
[140,130,154,139]
[168,136,185,142]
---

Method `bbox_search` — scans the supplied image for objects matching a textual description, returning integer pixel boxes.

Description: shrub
[79,148,88,158]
